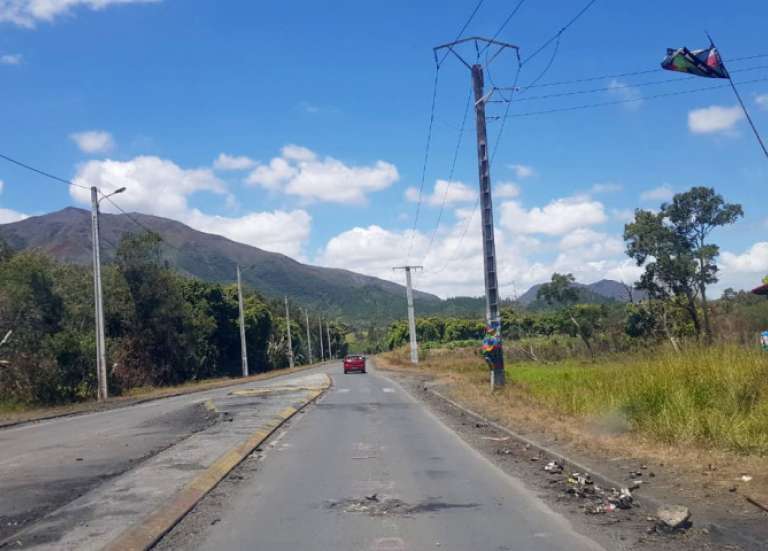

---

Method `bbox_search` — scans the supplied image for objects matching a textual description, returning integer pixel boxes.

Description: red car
[343,355,366,374]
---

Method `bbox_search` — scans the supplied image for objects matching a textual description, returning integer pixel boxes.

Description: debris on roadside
[739,474,753,482]
[544,460,564,474]
[481,435,510,442]
[655,505,692,533]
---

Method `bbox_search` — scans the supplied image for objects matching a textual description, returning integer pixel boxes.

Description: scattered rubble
[544,460,564,474]
[655,505,692,533]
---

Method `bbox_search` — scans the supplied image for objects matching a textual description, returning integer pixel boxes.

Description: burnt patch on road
[326,495,479,517]
[0,402,218,545]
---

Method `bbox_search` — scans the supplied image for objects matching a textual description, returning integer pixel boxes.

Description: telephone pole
[393,266,422,364]
[90,187,108,401]
[236,264,249,377]
[318,317,325,361]
[434,37,518,389]
[304,309,313,364]
[326,321,333,359]
[284,296,294,369]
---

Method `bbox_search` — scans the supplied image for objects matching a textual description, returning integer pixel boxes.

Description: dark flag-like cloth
[661,46,729,78]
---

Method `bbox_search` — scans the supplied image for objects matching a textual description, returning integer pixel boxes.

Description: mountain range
[0,208,640,323]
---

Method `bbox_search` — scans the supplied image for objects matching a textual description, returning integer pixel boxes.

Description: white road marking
[336,388,351,393]
[382,388,394,393]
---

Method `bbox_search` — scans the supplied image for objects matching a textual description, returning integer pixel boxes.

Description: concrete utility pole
[435,37,518,389]
[304,309,313,365]
[90,187,108,401]
[318,317,324,361]
[89,185,126,400]
[236,264,249,377]
[284,296,294,369]
[393,266,422,364]
[326,321,333,359]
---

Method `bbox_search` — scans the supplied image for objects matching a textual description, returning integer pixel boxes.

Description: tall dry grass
[381,344,768,455]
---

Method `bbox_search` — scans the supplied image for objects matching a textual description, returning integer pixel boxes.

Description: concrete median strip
[4,373,330,551]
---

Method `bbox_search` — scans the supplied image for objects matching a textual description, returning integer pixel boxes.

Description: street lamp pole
[90,186,126,401]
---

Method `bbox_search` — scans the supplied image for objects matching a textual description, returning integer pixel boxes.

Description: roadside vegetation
[378,187,768,456]
[0,232,346,409]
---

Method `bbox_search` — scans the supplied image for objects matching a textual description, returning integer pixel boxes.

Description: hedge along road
[0,363,332,544]
[156,362,605,551]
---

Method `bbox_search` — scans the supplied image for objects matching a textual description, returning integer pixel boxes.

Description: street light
[90,185,126,401]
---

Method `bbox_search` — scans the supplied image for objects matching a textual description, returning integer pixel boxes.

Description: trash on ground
[740,474,753,482]
[481,436,510,442]
[655,505,692,533]
[544,460,564,474]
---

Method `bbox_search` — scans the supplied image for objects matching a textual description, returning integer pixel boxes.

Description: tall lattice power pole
[434,37,518,389]
[236,264,249,377]
[284,296,294,369]
[393,266,422,364]
[304,308,313,364]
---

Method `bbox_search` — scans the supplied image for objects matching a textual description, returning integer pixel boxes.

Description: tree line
[382,186,762,358]
[0,231,346,406]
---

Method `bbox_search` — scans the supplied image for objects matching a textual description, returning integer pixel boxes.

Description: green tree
[537,273,605,357]
[662,187,743,342]
[624,187,742,341]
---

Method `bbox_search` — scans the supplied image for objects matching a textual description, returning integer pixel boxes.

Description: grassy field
[381,344,768,455]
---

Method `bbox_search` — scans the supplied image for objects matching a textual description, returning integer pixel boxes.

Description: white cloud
[0,179,28,223]
[70,156,310,256]
[0,0,159,28]
[500,196,607,236]
[688,105,744,134]
[608,79,643,109]
[70,130,115,154]
[0,53,22,65]
[755,94,768,111]
[721,243,768,273]
[246,145,398,204]
[640,184,674,202]
[495,182,520,198]
[590,183,622,194]
[612,208,635,223]
[509,164,534,179]
[405,180,475,206]
[213,153,256,171]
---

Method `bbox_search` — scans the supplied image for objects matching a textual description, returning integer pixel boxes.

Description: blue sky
[1,0,768,298]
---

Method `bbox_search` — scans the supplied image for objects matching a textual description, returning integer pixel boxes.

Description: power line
[495,75,768,118]
[407,0,487,263]
[485,0,527,46]
[515,53,768,91]
[422,86,473,265]
[438,0,487,66]
[405,64,440,263]
[0,153,89,189]
[491,64,768,103]
[521,0,598,66]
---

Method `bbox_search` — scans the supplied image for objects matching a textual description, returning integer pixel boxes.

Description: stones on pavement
[655,505,692,533]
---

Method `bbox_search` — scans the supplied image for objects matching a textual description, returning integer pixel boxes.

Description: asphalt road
[0,365,328,542]
[162,363,605,551]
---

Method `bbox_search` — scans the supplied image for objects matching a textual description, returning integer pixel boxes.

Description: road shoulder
[377,365,766,551]
[1,373,330,551]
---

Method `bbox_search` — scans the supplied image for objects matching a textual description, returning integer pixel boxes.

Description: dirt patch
[381,366,766,551]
